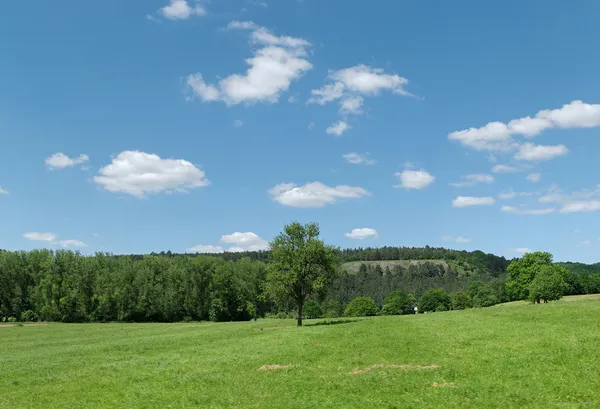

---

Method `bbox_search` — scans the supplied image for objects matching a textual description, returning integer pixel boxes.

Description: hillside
[2,297,600,408]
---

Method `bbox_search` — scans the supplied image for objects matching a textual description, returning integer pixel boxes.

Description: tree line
[1,223,599,324]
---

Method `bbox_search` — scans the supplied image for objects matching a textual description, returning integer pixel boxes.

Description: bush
[20,310,38,322]
[418,288,451,313]
[435,304,448,312]
[7,317,17,323]
[468,281,499,308]
[451,291,472,310]
[303,300,323,319]
[529,264,568,303]
[323,309,340,318]
[380,291,416,315]
[344,297,379,317]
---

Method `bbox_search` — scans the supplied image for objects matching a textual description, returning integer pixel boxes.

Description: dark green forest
[1,246,599,323]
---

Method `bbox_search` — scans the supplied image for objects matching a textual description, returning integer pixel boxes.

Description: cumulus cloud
[23,233,86,247]
[0,186,8,195]
[159,0,205,20]
[512,248,532,254]
[268,181,370,208]
[23,232,57,242]
[492,164,521,173]
[326,120,350,136]
[187,244,224,254]
[45,153,89,169]
[220,232,269,251]
[449,100,600,152]
[515,143,568,161]
[442,236,472,243]
[94,151,210,198]
[187,22,311,105]
[394,169,435,190]
[345,228,378,240]
[233,119,244,128]
[452,196,495,208]
[449,173,494,187]
[526,173,541,183]
[501,205,555,215]
[309,64,413,134]
[342,152,376,165]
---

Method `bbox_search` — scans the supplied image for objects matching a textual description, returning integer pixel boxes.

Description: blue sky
[2,0,600,262]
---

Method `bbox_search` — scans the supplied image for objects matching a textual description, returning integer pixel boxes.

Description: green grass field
[2,297,600,409]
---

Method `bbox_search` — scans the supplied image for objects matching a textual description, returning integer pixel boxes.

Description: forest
[1,244,599,323]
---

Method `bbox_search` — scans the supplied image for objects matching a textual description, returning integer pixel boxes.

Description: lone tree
[265,222,337,326]
[505,252,554,300]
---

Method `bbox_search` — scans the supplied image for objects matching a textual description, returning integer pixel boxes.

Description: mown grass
[2,298,600,408]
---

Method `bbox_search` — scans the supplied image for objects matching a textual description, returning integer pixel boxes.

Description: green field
[2,297,600,409]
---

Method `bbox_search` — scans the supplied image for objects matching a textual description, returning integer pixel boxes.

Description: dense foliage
[344,296,379,317]
[1,243,599,323]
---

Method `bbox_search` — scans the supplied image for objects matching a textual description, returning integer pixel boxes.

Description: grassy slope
[2,298,600,409]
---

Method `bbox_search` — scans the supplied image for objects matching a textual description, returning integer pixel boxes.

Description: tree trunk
[297,301,303,327]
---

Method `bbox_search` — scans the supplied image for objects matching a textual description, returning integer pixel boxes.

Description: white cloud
[339,96,364,115]
[561,201,600,213]
[442,236,472,243]
[580,240,592,246]
[220,232,269,251]
[0,187,8,195]
[535,184,600,213]
[233,119,244,128]
[326,120,350,136]
[342,152,376,165]
[268,181,370,208]
[345,228,378,240]
[310,65,410,104]
[515,143,568,161]
[308,65,412,132]
[526,173,541,183]
[45,153,89,169]
[498,190,517,200]
[449,173,494,187]
[160,0,205,20]
[187,23,311,105]
[187,244,224,253]
[512,247,532,254]
[59,239,87,248]
[449,100,600,152]
[452,196,495,208]
[394,169,435,190]
[492,164,520,173]
[23,232,57,242]
[23,233,86,247]
[308,121,315,130]
[501,205,555,215]
[94,151,209,198]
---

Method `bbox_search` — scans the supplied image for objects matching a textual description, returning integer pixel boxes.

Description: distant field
[497,293,600,307]
[2,298,600,408]
[342,259,450,273]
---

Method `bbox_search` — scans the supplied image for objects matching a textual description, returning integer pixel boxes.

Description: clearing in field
[2,297,600,408]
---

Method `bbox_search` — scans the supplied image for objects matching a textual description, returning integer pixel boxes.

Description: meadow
[2,296,600,409]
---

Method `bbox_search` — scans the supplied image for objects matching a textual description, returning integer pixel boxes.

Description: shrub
[435,304,448,312]
[344,297,379,317]
[303,300,323,319]
[451,291,472,310]
[529,264,568,303]
[418,288,451,313]
[20,310,38,323]
[7,317,17,323]
[380,291,416,315]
